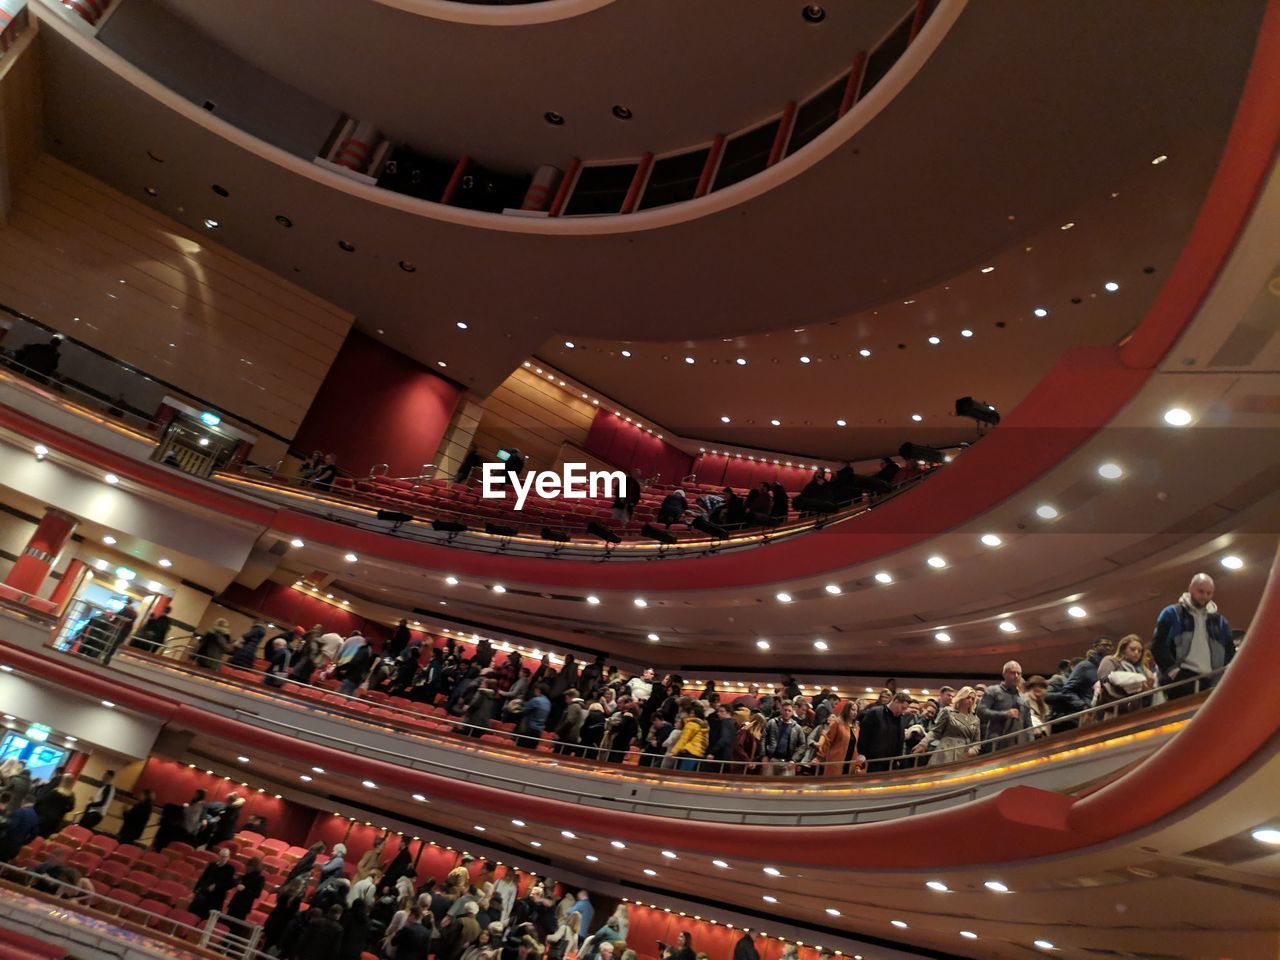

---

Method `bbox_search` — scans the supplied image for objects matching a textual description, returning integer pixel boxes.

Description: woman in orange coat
[815,700,857,777]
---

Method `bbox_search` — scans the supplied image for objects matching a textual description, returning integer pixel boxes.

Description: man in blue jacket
[1152,573,1234,699]
[515,683,552,749]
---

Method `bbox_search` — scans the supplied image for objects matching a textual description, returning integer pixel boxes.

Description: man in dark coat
[296,904,346,960]
[189,847,238,918]
[859,692,911,772]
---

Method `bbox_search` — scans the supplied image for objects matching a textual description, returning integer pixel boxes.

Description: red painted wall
[694,454,820,493]
[585,411,693,483]
[293,330,462,478]
[134,758,317,846]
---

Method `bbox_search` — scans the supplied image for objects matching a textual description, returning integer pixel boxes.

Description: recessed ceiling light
[646,633,660,642]
[1036,504,1060,520]
[544,111,564,126]
[1251,827,1280,845]
[344,552,358,562]
[926,881,949,892]
[643,869,657,876]
[1221,555,1244,570]
[362,780,377,789]
[935,632,951,643]
[960,329,973,338]
[684,356,695,364]
[874,571,894,583]
[712,859,729,868]
[633,597,649,608]
[491,584,506,593]
[203,218,219,229]
[775,592,792,603]
[1104,281,1120,292]
[1034,941,1055,951]
[611,840,627,849]
[998,620,1018,633]
[927,556,947,568]
[911,414,923,422]
[437,361,447,368]
[474,825,486,832]
[585,854,599,862]
[891,920,908,929]
[960,931,978,940]
[311,767,325,774]
[561,830,577,839]
[763,866,782,877]
[412,794,428,802]
[756,639,770,650]
[928,336,941,345]
[824,584,842,595]
[289,538,304,548]
[530,841,542,847]
[1067,605,1087,619]
[859,348,871,357]
[104,473,120,485]
[1034,307,1049,317]
[825,908,840,916]
[661,850,678,858]
[236,756,250,763]
[101,699,116,709]
[586,595,600,605]
[1097,462,1124,480]
[763,896,778,904]
[980,266,995,274]
[1061,221,1075,230]
[835,418,847,426]
[720,416,731,424]
[511,819,525,827]
[444,576,459,585]
[102,535,117,545]
[984,880,1010,893]
[813,640,829,651]
[1151,154,1168,164]
[799,356,811,364]
[1163,407,1193,427]
[981,533,1003,546]
[299,774,312,782]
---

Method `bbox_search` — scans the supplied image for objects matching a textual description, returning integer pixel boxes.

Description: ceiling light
[102,535,117,545]
[763,896,778,904]
[236,756,250,763]
[927,556,947,568]
[799,356,811,364]
[835,419,847,427]
[104,473,120,485]
[1034,941,1055,951]
[769,419,781,427]
[617,350,633,360]
[311,767,325,774]
[491,584,506,594]
[646,633,660,642]
[661,850,678,859]
[1034,307,1049,317]
[1097,462,1124,480]
[712,859,729,868]
[1250,827,1280,845]
[362,780,377,789]
[775,592,792,603]
[911,413,923,422]
[444,576,459,585]
[998,620,1018,633]
[1151,154,1168,164]
[980,266,995,274]
[763,867,782,877]
[437,361,447,368]
[825,908,840,916]
[530,841,542,847]
[562,831,577,839]
[564,341,575,349]
[643,869,657,876]
[928,336,940,345]
[585,596,601,606]
[1036,504,1060,520]
[344,553,358,562]
[289,538,304,549]
[926,881,949,892]
[299,774,313,782]
[474,825,486,832]
[684,357,695,364]
[1221,555,1244,570]
[891,920,908,929]
[1067,605,1087,619]
[756,639,770,650]
[511,819,526,827]
[1061,222,1075,230]
[203,218,219,229]
[960,932,978,940]
[585,854,599,862]
[935,632,951,643]
[859,348,872,357]
[824,584,841,595]
[980,533,1003,546]
[813,640,829,651]
[720,416,731,423]
[1163,407,1193,427]
[960,329,973,338]
[1104,281,1120,292]
[874,572,893,583]
[412,794,428,802]
[985,880,1009,892]
[33,444,49,459]
[634,598,647,607]
[611,840,627,849]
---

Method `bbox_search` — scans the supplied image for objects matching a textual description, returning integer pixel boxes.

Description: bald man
[976,660,1030,751]
[1152,573,1235,699]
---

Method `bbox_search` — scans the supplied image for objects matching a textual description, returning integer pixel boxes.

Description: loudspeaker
[641,524,677,545]
[586,521,621,545]
[377,509,414,523]
[691,516,729,540]
[541,528,571,543]
[432,519,468,533]
[485,523,519,537]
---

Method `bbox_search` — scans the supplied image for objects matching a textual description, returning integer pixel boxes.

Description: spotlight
[485,522,519,537]
[541,527,571,543]
[898,442,945,465]
[432,520,468,533]
[642,524,677,545]
[376,509,414,523]
[586,520,621,545]
[955,396,1001,427]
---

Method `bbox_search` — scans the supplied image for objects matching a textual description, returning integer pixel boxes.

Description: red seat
[116,870,155,895]
[137,851,169,872]
[238,831,265,846]
[165,841,195,858]
[90,860,127,885]
[60,825,92,845]
[106,888,142,914]
[138,898,171,924]
[106,843,144,865]
[152,880,190,907]
[260,838,289,855]
[167,908,202,940]
[68,851,101,873]
[85,834,118,856]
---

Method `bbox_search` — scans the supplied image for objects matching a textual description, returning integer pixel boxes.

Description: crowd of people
[141,574,1238,778]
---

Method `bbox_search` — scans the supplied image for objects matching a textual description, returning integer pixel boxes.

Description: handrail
[0,862,267,960]
[108,642,1217,785]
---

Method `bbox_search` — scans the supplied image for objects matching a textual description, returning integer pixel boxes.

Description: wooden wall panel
[0,154,353,438]
[473,366,597,473]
